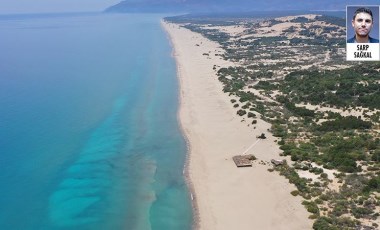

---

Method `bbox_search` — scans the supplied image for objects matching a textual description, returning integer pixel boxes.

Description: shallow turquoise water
[0,13,192,230]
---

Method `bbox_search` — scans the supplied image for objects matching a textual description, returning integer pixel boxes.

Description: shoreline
[162,20,313,230]
[161,20,201,230]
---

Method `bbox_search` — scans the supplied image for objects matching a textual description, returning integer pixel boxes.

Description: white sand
[163,21,313,230]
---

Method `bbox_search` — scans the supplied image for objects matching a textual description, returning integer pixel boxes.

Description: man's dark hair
[353,7,373,21]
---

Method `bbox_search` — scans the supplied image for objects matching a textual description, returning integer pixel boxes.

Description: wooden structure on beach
[233,155,255,167]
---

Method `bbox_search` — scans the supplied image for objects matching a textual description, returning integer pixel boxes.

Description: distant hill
[105,0,238,13]
[105,0,380,13]
[105,0,187,13]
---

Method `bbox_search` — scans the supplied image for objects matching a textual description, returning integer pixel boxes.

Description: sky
[0,0,121,14]
[2,0,380,15]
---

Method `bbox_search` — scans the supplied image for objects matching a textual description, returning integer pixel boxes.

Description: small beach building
[233,155,255,167]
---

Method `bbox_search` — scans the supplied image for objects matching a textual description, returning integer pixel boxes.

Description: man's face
[352,12,373,37]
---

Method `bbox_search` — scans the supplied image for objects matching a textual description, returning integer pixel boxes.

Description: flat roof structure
[232,155,254,167]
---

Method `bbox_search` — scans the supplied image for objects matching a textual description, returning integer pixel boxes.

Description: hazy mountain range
[105,0,380,13]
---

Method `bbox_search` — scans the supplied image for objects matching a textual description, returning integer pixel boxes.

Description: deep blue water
[0,13,192,230]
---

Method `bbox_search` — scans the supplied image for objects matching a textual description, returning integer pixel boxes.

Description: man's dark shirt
[347,36,380,43]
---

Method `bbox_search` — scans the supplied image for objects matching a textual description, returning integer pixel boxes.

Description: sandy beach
[162,21,313,230]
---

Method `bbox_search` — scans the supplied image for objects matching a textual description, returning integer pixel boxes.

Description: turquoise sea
[0,13,192,230]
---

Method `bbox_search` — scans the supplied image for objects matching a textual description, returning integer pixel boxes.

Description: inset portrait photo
[346,6,380,61]
[347,6,379,43]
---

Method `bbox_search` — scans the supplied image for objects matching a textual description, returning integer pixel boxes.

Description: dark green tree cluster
[313,216,358,230]
[217,67,254,93]
[363,175,380,193]
[276,64,380,109]
[316,116,372,132]
[315,15,345,27]
[182,25,231,43]
[313,134,375,173]
[289,16,310,23]
[254,80,277,91]
[280,142,319,162]
[277,96,315,117]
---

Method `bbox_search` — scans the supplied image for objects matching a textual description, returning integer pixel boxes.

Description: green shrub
[248,112,256,118]
[291,154,299,161]
[319,194,330,201]
[351,206,373,219]
[302,201,319,214]
[363,176,380,193]
[291,190,299,196]
[315,198,323,204]
[237,109,246,116]
[309,167,324,175]
[309,214,318,219]
[320,173,328,179]
[312,217,336,230]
